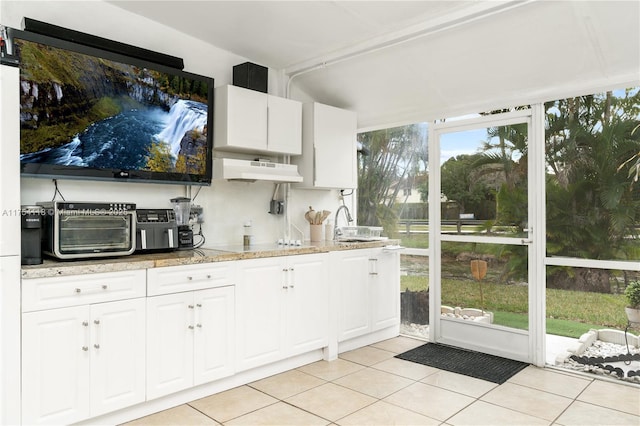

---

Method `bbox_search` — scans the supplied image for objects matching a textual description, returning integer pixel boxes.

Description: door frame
[427,106,546,366]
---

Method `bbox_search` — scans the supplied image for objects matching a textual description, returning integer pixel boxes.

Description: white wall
[2,0,341,246]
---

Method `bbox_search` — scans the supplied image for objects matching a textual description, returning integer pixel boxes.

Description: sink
[335,226,387,242]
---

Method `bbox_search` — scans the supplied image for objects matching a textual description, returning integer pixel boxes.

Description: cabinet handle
[94,344,100,349]
[75,285,108,294]
[282,285,288,289]
[188,325,194,330]
[82,321,89,352]
[94,319,100,325]
[187,275,212,281]
[188,305,194,309]
[196,323,202,328]
[196,303,202,308]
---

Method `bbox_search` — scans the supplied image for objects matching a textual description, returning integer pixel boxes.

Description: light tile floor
[124,336,640,426]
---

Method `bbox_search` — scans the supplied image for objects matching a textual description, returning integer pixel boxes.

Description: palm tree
[357,124,427,233]
[545,90,640,292]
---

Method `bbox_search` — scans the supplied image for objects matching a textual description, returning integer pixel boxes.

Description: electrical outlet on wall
[190,205,204,224]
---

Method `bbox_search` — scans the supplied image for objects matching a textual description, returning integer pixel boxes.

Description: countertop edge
[21,240,400,279]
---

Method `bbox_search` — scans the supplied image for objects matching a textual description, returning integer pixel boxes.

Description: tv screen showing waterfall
[15,29,214,185]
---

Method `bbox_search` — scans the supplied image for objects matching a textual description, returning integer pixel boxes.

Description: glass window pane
[545,88,640,261]
[546,266,637,334]
[356,123,429,247]
[400,253,429,339]
[441,241,528,331]
[440,123,528,238]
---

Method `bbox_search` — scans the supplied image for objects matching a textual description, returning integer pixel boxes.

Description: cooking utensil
[305,206,317,224]
[320,210,331,223]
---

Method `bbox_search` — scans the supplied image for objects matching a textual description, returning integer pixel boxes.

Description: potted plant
[624,280,640,323]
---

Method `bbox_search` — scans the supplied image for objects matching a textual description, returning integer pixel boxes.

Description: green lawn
[400,274,631,338]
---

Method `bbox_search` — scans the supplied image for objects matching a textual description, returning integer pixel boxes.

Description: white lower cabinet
[332,248,400,342]
[235,254,328,371]
[146,285,235,400]
[21,298,146,425]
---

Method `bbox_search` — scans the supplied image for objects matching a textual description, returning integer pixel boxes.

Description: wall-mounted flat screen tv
[14,29,214,185]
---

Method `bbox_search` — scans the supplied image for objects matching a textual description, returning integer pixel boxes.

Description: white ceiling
[110,0,640,129]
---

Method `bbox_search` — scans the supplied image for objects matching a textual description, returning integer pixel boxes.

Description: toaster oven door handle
[140,229,147,250]
[167,228,174,249]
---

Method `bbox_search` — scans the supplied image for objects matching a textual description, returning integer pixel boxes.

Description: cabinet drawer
[22,270,146,312]
[147,262,236,296]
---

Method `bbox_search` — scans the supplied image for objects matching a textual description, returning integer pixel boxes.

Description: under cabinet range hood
[213,158,303,183]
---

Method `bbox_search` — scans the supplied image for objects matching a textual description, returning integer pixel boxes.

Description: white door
[146,292,194,399]
[194,286,235,385]
[225,85,268,151]
[430,109,544,364]
[335,250,372,342]
[371,249,400,331]
[22,306,91,425]
[236,258,286,371]
[267,95,302,155]
[90,298,146,416]
[288,254,329,355]
[313,103,357,188]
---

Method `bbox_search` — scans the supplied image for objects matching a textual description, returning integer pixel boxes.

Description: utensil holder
[310,224,323,242]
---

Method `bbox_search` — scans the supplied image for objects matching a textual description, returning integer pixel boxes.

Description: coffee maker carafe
[170,197,193,249]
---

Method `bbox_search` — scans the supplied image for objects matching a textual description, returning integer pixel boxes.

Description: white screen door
[428,109,545,364]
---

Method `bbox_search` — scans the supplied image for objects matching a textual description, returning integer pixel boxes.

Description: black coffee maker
[21,205,43,265]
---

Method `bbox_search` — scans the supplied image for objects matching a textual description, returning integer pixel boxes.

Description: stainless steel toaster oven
[38,201,136,259]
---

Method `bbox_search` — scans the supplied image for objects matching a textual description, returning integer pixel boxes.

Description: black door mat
[396,343,529,384]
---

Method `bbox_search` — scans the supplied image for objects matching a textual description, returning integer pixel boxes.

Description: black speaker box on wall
[233,62,268,93]
[22,17,185,69]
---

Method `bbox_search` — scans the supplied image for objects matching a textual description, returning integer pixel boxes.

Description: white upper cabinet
[293,102,357,189]
[267,94,302,155]
[214,85,302,155]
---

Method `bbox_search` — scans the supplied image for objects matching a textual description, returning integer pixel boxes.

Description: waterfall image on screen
[17,38,211,180]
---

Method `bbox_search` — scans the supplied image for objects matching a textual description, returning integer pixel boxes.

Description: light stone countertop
[21,239,400,279]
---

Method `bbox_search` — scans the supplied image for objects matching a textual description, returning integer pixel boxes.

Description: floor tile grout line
[573,380,640,418]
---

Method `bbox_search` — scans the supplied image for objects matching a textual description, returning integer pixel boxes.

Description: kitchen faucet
[334,204,353,239]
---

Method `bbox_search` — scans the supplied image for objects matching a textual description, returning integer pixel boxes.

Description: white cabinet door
[235,257,286,371]
[294,102,357,189]
[214,85,302,155]
[214,85,268,152]
[193,286,235,385]
[22,306,91,425]
[147,286,235,399]
[267,95,302,155]
[287,254,329,355]
[146,292,194,400]
[22,297,145,424]
[236,254,329,371]
[370,249,400,331]
[90,298,146,417]
[334,250,372,342]
[332,248,400,344]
